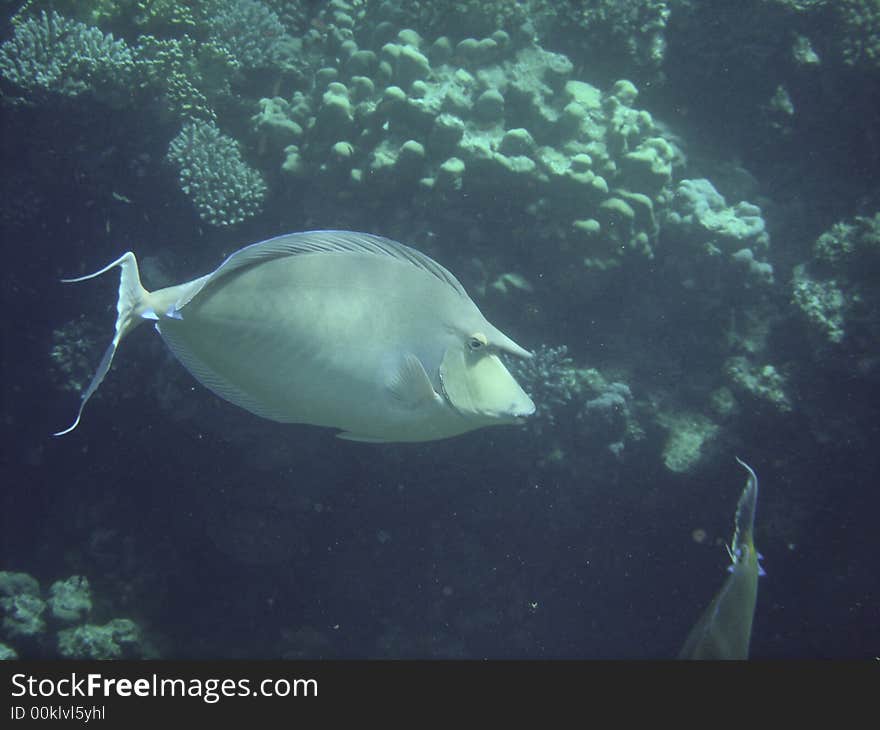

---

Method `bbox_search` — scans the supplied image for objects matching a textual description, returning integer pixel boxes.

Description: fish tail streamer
[54,252,150,436]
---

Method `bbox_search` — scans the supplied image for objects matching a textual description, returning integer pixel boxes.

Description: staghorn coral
[0,10,135,103]
[167,119,268,226]
[205,0,293,70]
[135,33,238,123]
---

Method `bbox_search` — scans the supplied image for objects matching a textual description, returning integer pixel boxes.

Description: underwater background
[1,0,878,659]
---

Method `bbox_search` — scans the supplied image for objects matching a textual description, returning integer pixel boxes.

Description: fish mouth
[508,400,537,423]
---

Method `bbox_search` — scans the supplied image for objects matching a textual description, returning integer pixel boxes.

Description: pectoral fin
[387,353,438,408]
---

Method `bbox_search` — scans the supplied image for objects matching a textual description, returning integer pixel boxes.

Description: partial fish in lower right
[679,458,764,660]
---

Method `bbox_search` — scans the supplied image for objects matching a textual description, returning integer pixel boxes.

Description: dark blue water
[1,1,878,659]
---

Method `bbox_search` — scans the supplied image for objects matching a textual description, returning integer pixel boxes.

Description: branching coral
[0,10,134,102]
[167,119,268,226]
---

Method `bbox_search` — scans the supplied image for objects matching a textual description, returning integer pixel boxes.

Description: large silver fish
[56,230,536,442]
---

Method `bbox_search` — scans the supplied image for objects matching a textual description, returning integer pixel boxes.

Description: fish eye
[467,332,488,351]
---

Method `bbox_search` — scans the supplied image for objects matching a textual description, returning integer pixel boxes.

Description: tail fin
[54,252,149,436]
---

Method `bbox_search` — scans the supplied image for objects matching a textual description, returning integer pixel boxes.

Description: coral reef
[791,213,880,355]
[49,316,107,395]
[135,33,238,123]
[205,0,292,70]
[0,572,46,639]
[656,409,719,474]
[11,0,801,481]
[506,345,579,437]
[57,618,142,660]
[509,345,643,469]
[579,381,636,461]
[782,211,880,451]
[838,0,880,69]
[167,119,268,226]
[2,0,879,660]
[543,0,672,80]
[664,178,773,287]
[0,10,135,102]
[0,571,150,659]
[724,357,793,415]
[253,16,679,269]
[48,576,93,623]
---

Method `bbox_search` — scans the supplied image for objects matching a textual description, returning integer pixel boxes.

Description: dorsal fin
[731,457,759,562]
[175,230,469,311]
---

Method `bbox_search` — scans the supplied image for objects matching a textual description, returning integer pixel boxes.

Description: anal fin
[336,432,391,443]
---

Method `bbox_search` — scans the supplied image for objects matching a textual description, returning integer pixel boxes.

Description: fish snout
[509,393,536,422]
